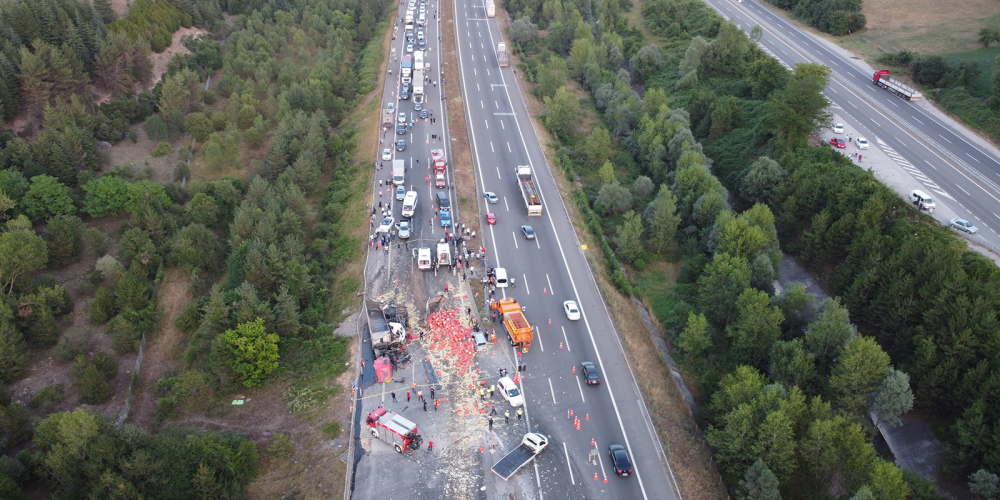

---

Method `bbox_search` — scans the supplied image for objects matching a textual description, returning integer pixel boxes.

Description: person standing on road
[407,390,411,402]
[517,408,523,421]
[423,400,428,411]
[488,416,494,431]
[430,387,435,399]
[434,399,439,410]
[504,410,510,424]
[489,384,495,398]
[392,392,397,403]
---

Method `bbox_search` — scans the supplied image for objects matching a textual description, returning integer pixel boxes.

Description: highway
[706,0,1000,249]
[451,1,682,499]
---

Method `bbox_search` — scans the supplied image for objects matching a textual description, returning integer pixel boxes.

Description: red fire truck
[366,407,422,453]
[432,149,447,188]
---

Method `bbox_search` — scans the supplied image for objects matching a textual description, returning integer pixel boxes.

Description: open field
[840,0,1000,58]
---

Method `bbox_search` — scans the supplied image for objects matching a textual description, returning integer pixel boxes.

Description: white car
[377,216,395,234]
[832,123,844,134]
[498,376,523,407]
[382,148,392,161]
[855,137,869,149]
[950,218,978,234]
[563,300,581,320]
[406,43,414,53]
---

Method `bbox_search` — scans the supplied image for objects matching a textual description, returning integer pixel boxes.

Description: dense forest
[0,0,386,496]
[502,0,1000,495]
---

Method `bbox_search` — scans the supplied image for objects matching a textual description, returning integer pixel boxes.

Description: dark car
[581,361,600,385]
[420,108,429,118]
[396,123,406,135]
[401,81,411,93]
[609,445,633,477]
[418,39,426,50]
[395,139,406,151]
[400,89,410,100]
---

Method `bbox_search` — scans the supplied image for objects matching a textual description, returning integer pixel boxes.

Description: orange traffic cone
[586,413,589,421]
[594,473,598,480]
[572,365,576,373]
[492,351,496,357]
[543,287,547,294]
[548,318,551,325]
[604,476,608,483]
[559,341,563,349]
[570,409,574,418]
[591,438,595,446]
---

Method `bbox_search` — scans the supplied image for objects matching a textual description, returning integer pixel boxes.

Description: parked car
[581,361,600,385]
[563,300,580,320]
[520,225,535,240]
[497,376,523,406]
[396,185,406,201]
[829,138,846,149]
[382,148,392,161]
[910,189,935,212]
[377,217,395,234]
[420,109,429,118]
[950,218,978,234]
[609,445,633,477]
[855,137,869,149]
[397,112,407,123]
[832,123,844,134]
[395,139,406,151]
[397,220,411,239]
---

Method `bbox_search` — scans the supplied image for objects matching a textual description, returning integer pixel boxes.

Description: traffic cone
[559,342,563,349]
[572,365,576,373]
[591,438,595,446]
[604,476,608,483]
[594,473,598,480]
[514,373,520,383]
[492,351,496,357]
[586,413,589,421]
[569,409,574,418]
[543,287,547,294]
[548,318,551,325]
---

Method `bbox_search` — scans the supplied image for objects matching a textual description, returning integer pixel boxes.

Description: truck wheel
[508,332,514,346]
[394,443,403,453]
[371,428,379,438]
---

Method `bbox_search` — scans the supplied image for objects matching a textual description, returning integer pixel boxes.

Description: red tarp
[374,356,392,383]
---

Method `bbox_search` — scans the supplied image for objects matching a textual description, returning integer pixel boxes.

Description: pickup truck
[492,433,548,480]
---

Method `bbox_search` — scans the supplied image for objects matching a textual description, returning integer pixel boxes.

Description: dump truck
[497,43,508,67]
[392,159,405,186]
[486,0,495,17]
[491,297,533,350]
[872,70,922,101]
[515,165,542,216]
[437,241,452,266]
[367,407,422,453]
[492,433,548,480]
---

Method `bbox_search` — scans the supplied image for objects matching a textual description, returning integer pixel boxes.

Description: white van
[417,248,432,270]
[494,267,508,287]
[402,191,417,217]
[910,189,936,212]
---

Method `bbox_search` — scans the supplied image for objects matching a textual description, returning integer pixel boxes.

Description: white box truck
[413,69,424,97]
[392,160,405,186]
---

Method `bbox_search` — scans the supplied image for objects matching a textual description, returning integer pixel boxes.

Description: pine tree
[18,46,54,115]
[93,0,118,24]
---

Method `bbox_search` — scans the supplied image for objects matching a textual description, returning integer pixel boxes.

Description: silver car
[397,220,411,239]
[396,185,406,200]
[950,218,978,234]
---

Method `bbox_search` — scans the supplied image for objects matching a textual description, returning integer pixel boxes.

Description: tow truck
[492,433,548,480]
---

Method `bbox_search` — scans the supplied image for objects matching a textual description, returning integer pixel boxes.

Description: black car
[418,39,426,50]
[609,445,632,477]
[395,139,406,151]
[396,123,406,135]
[581,361,600,385]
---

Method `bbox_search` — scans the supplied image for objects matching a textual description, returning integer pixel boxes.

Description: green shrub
[90,287,116,324]
[267,433,294,461]
[144,114,168,141]
[92,352,119,379]
[151,142,173,157]
[43,215,83,268]
[28,384,64,410]
[83,227,110,256]
[109,313,142,353]
[321,422,340,439]
[70,356,113,404]
[176,301,203,332]
[55,328,90,362]
[611,269,633,295]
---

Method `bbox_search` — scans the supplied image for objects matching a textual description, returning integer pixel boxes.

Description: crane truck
[872,70,922,101]
[497,43,508,67]
[492,433,549,480]
[491,297,533,351]
[366,407,422,453]
[515,165,542,216]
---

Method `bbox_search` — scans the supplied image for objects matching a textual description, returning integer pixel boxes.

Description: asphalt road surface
[451,2,682,499]
[705,0,1000,249]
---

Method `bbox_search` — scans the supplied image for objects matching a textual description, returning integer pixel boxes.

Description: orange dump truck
[491,297,533,351]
